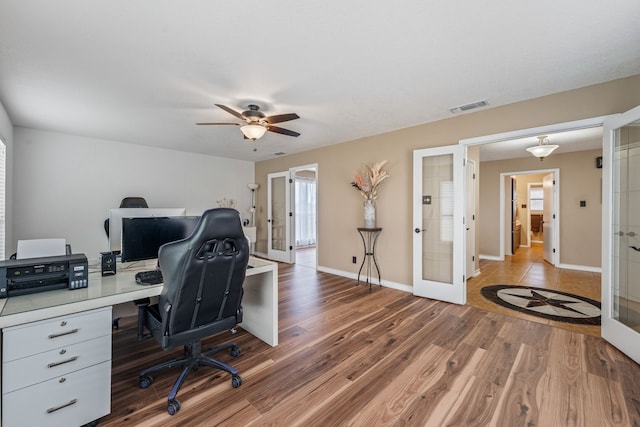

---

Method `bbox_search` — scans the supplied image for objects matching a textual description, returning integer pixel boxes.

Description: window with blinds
[530,185,544,212]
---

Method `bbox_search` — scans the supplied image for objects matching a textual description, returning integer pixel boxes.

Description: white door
[602,105,640,364]
[542,173,555,264]
[267,171,293,263]
[412,145,466,304]
[466,159,476,278]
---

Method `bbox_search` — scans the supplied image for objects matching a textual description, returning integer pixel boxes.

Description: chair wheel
[139,375,153,389]
[231,374,242,388]
[230,346,241,357]
[167,399,181,415]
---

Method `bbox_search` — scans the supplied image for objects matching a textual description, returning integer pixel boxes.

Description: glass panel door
[602,105,640,364]
[267,171,292,263]
[412,145,465,304]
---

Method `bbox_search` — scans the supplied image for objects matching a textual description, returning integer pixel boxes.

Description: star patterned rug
[480,285,601,325]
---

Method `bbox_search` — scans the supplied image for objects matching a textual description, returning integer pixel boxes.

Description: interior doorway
[501,169,558,265]
[461,117,608,335]
[292,164,317,269]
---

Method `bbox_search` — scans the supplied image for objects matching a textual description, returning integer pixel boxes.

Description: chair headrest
[120,197,149,208]
[188,208,245,243]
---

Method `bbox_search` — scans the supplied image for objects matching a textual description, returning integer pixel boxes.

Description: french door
[602,105,640,364]
[412,145,466,304]
[267,171,293,263]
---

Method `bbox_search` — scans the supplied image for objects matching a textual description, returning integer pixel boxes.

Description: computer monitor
[120,216,200,263]
[108,208,187,253]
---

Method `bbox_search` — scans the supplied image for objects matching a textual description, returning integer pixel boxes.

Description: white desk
[0,256,278,346]
[0,256,278,426]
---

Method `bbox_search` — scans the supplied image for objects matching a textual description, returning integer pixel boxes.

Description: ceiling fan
[196,104,300,141]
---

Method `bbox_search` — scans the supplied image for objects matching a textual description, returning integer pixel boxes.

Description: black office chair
[136,208,250,415]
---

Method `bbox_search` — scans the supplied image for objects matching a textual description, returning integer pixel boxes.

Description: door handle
[414,228,426,234]
[628,231,637,237]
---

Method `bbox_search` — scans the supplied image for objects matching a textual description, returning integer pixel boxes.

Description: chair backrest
[157,208,250,337]
[120,197,149,208]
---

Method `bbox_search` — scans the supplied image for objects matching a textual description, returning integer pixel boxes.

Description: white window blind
[440,180,454,242]
[530,186,543,212]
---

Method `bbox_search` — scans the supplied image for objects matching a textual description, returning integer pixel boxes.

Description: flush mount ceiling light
[240,124,268,141]
[526,135,559,160]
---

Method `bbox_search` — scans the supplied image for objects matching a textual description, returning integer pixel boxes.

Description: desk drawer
[2,307,111,362]
[3,334,111,393]
[2,361,111,427]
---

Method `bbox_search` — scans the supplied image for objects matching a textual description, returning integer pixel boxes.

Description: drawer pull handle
[47,398,77,414]
[48,328,78,339]
[48,356,78,368]
[60,321,67,327]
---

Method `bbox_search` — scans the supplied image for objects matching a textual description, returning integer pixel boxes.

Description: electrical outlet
[352,256,357,264]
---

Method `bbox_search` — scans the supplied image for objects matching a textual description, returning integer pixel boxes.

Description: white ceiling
[1,1,639,162]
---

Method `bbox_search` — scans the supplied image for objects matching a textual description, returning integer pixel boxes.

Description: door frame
[466,158,478,278]
[459,115,613,265]
[267,164,319,265]
[498,168,559,264]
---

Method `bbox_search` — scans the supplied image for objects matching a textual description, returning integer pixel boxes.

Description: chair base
[139,340,242,415]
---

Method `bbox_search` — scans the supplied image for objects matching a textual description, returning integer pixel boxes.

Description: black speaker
[100,251,116,276]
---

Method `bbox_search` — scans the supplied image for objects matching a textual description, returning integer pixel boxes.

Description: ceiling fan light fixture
[240,124,267,140]
[526,136,559,160]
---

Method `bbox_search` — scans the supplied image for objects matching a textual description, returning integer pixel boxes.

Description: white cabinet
[2,307,112,427]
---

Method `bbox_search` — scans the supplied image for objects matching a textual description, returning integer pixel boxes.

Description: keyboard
[135,270,163,285]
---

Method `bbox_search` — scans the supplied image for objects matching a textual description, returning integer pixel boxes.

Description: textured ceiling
[1,1,639,161]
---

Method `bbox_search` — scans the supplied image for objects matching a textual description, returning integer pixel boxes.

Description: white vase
[363,199,376,228]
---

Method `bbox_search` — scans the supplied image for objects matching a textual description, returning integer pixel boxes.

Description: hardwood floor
[99,260,639,426]
[294,246,316,268]
[467,244,601,337]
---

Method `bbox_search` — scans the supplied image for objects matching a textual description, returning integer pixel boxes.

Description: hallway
[467,244,601,336]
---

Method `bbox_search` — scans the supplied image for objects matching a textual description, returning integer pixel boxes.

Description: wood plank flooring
[99,260,639,426]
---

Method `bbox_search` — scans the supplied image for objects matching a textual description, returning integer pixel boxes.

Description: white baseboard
[557,263,601,273]
[317,265,413,293]
[479,254,502,261]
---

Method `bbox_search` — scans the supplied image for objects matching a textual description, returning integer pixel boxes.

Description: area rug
[480,285,601,325]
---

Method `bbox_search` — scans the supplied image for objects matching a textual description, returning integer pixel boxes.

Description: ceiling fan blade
[215,104,245,120]
[196,122,241,126]
[265,113,300,124]
[267,125,300,137]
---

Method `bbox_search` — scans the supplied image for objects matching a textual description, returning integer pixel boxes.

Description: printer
[0,254,89,298]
